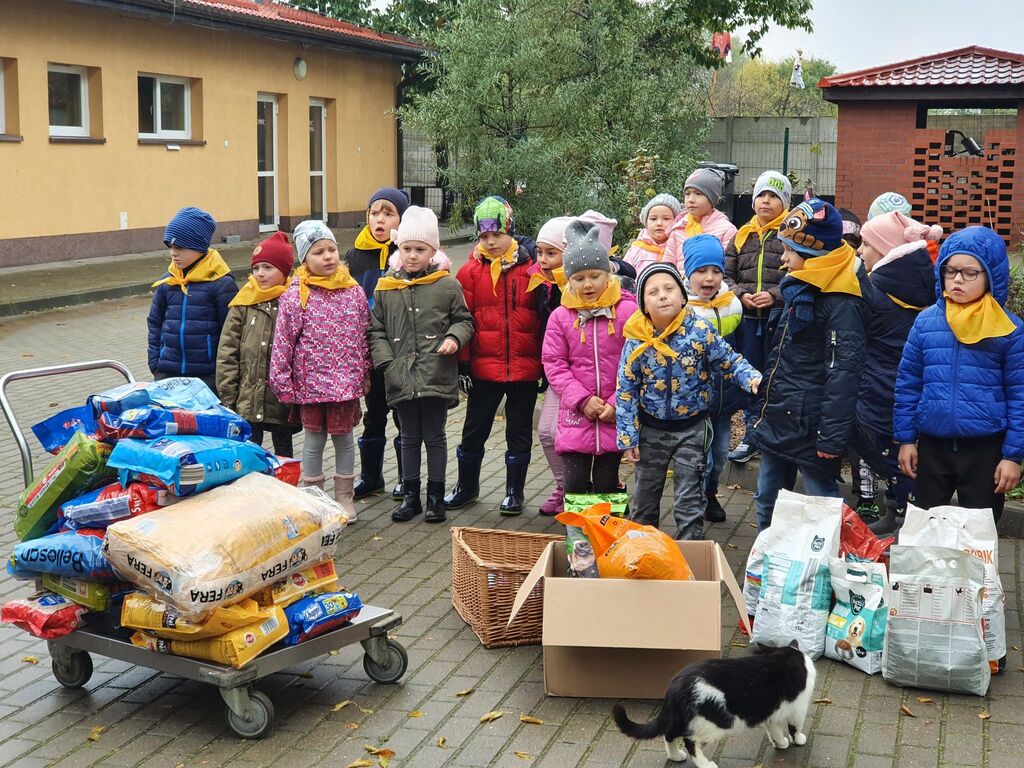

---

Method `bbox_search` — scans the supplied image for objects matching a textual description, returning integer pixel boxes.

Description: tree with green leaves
[400,0,813,235]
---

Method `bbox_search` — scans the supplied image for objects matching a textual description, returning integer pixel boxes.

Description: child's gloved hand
[582,396,606,421]
[898,443,918,479]
[993,459,1021,494]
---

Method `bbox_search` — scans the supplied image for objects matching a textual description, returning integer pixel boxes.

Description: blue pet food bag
[12,528,116,581]
[107,435,274,496]
[89,378,220,417]
[60,482,166,529]
[31,406,101,455]
[97,404,251,442]
[283,591,363,645]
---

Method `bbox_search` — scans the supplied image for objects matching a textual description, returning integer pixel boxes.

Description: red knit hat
[251,232,294,276]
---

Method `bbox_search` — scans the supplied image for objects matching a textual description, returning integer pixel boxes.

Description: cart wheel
[225,689,274,739]
[51,651,92,689]
[363,639,408,684]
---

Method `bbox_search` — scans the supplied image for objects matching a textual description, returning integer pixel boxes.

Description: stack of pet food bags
[2,378,361,667]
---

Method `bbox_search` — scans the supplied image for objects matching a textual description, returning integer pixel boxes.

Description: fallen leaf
[21,656,39,665]
[332,700,354,712]
[86,726,105,742]
[514,752,535,760]
[978,711,991,720]
[900,705,916,718]
[21,353,34,358]
[174,764,184,768]
[917,697,935,704]
[729,641,748,648]
[379,757,390,768]
[438,736,446,749]
[408,710,424,718]
[345,722,360,730]
[727,543,738,549]
[364,747,395,759]
[455,687,475,697]
[358,706,375,715]
[1013,645,1021,651]
[329,649,339,655]
[346,761,374,768]
[728,484,742,490]
[372,536,383,542]
[519,714,544,725]
[1018,667,1024,673]
[813,698,832,705]
[748,522,758,528]
[48,402,60,408]
[296,671,313,679]
[479,710,504,723]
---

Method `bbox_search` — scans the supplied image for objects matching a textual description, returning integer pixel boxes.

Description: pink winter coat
[622,228,669,274]
[269,279,371,405]
[662,209,738,272]
[542,292,639,455]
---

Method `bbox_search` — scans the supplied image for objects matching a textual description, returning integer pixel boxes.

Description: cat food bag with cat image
[899,504,1005,669]
[562,493,629,578]
[825,558,888,674]
[88,378,220,418]
[751,490,842,659]
[96,404,252,443]
[60,482,168,530]
[743,528,772,617]
[883,545,989,696]
[32,405,102,455]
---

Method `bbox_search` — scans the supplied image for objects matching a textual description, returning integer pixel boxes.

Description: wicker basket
[451,526,565,649]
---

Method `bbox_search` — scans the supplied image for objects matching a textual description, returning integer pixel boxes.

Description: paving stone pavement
[0,297,1022,768]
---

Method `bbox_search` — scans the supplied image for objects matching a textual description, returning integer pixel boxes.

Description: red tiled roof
[818,46,1024,89]
[178,0,423,55]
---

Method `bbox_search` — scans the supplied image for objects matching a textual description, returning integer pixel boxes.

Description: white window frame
[0,62,6,135]
[257,93,279,233]
[138,73,191,140]
[309,98,328,222]
[48,64,89,138]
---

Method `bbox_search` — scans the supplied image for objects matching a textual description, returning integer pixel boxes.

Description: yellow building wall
[0,0,402,243]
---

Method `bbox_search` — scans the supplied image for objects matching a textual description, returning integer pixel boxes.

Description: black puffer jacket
[856,246,937,436]
[752,267,871,471]
[724,229,786,318]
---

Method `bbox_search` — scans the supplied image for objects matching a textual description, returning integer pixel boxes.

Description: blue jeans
[706,413,733,495]
[740,310,782,438]
[754,450,840,530]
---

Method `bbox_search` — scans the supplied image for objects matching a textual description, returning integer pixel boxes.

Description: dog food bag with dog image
[96,404,252,443]
[121,594,267,641]
[104,473,346,618]
[32,405,102,455]
[15,431,115,541]
[825,558,888,674]
[562,493,629,578]
[899,504,1006,672]
[751,490,842,659]
[883,545,989,696]
[88,378,220,417]
[1,591,88,639]
[60,482,168,530]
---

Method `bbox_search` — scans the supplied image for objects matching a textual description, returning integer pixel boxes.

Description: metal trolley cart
[1,360,409,738]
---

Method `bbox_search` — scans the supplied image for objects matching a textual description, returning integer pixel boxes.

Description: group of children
[147,168,1024,540]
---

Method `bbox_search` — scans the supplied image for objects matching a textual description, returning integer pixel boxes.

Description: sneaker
[856,500,882,526]
[728,441,759,463]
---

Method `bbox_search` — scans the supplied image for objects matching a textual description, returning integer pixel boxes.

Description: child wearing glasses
[894,226,1024,522]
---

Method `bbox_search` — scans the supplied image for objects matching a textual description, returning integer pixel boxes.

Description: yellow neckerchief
[788,242,862,297]
[229,275,288,307]
[526,267,567,292]
[623,307,687,367]
[943,291,1016,344]
[375,269,449,291]
[886,294,927,311]
[354,225,392,271]
[296,264,358,309]
[631,238,666,261]
[152,248,231,294]
[684,214,704,238]
[479,241,520,294]
[561,278,623,342]
[734,210,787,251]
[688,289,737,311]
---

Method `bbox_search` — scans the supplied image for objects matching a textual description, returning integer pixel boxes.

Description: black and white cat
[612,642,816,767]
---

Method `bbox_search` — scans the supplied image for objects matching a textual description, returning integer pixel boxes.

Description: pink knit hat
[575,210,618,251]
[861,211,942,257]
[391,205,440,251]
[536,216,572,250]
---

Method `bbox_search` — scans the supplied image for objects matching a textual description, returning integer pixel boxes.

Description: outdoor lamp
[943,129,984,158]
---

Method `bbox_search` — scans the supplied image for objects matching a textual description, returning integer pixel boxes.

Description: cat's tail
[611,703,667,740]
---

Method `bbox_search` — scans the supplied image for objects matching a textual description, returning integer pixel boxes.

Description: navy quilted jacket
[147,274,239,377]
[893,227,1024,461]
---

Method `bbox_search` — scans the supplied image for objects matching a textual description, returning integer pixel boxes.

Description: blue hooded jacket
[892,227,1024,461]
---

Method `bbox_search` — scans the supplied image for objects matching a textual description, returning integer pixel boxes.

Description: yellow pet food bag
[121,594,266,640]
[253,561,339,609]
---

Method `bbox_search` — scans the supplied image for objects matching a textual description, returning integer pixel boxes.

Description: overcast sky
[751,0,1023,72]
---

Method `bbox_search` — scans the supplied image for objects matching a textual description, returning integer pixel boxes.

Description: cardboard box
[507,539,749,699]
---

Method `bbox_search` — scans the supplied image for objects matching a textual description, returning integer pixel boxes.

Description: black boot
[425,480,447,524]
[353,437,386,499]
[391,436,404,499]
[868,506,905,537]
[444,447,483,509]
[704,492,726,523]
[499,452,530,516]
[391,479,422,522]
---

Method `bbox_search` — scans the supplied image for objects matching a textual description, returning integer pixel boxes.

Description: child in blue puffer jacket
[617,263,760,541]
[894,226,1024,522]
[148,207,238,393]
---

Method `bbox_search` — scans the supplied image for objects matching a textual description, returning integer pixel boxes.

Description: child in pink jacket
[662,168,738,271]
[622,193,682,273]
[541,220,638,496]
[270,220,372,521]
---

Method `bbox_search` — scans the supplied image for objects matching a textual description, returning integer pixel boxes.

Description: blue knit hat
[778,199,844,257]
[682,234,725,279]
[163,207,216,254]
[368,187,410,217]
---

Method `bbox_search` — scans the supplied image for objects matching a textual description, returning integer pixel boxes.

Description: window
[48,64,89,137]
[138,74,190,140]
[0,61,5,134]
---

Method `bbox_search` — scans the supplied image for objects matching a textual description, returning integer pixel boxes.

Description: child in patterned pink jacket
[270,220,371,521]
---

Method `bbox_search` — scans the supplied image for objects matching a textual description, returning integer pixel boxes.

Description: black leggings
[393,398,448,484]
[562,452,623,494]
[361,367,402,441]
[460,379,538,455]
[249,423,296,458]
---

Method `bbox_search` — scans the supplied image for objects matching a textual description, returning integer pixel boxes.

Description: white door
[257,94,279,232]
[309,99,327,222]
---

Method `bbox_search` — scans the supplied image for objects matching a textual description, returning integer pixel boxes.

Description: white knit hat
[391,205,440,251]
[752,170,792,207]
[536,216,572,250]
